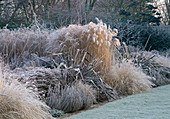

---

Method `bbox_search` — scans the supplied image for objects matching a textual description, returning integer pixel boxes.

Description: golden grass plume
[48,18,120,72]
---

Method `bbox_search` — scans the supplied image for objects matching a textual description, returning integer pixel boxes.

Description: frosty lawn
[66,85,170,119]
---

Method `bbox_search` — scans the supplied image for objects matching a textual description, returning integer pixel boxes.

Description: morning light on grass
[0,0,170,119]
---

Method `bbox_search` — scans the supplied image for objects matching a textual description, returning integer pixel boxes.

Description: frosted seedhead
[100,39,103,43]
[93,33,97,38]
[98,27,102,34]
[108,25,112,31]
[95,17,100,23]
[107,41,111,47]
[87,34,91,41]
[88,22,96,27]
[96,40,99,45]
[95,17,103,26]
[103,23,107,30]
[113,38,120,46]
[104,32,108,40]
[92,37,96,43]
[113,28,118,34]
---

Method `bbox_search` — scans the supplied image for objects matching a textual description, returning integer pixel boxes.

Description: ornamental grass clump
[47,18,120,72]
[0,28,48,69]
[46,81,96,113]
[5,66,62,100]
[0,19,120,72]
[110,43,170,87]
[154,56,170,68]
[135,51,170,86]
[0,67,53,119]
[103,61,152,96]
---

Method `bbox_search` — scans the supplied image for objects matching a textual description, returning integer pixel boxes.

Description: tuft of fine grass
[0,28,49,69]
[46,81,96,113]
[103,61,152,96]
[0,67,53,119]
[136,51,170,86]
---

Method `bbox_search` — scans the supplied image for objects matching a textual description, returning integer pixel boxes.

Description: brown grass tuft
[103,61,152,96]
[0,67,53,119]
[136,51,170,86]
[153,55,170,68]
[0,28,48,69]
[5,67,62,100]
[46,81,96,113]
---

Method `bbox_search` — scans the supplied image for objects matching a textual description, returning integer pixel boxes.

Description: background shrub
[113,23,170,51]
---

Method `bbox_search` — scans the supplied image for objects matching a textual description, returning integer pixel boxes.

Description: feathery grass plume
[47,18,120,72]
[0,28,49,69]
[46,81,96,113]
[103,61,152,96]
[0,67,53,119]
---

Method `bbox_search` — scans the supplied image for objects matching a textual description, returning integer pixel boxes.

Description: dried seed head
[89,22,96,27]
[96,40,99,45]
[95,17,100,23]
[87,34,91,41]
[104,32,108,40]
[100,39,103,43]
[113,28,118,34]
[98,27,102,34]
[86,30,90,33]
[108,25,111,31]
[92,37,95,43]
[94,28,97,33]
[108,34,112,42]
[107,41,111,47]
[104,23,107,30]
[96,17,103,26]
[113,38,121,46]
[93,33,97,37]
